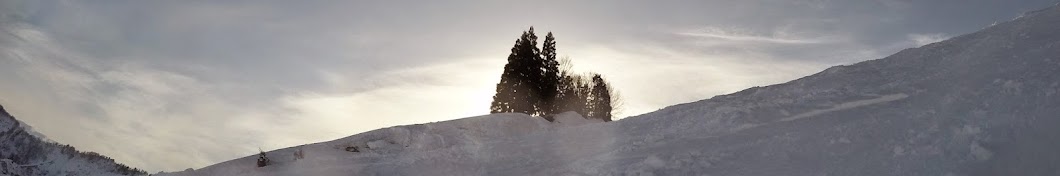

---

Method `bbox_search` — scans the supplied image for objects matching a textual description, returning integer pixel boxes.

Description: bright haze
[0,0,1055,172]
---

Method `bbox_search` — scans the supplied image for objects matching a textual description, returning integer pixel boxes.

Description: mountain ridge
[0,104,146,176]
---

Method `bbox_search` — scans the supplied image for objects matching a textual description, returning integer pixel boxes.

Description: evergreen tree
[589,74,614,121]
[491,27,542,115]
[490,37,523,113]
[539,32,561,115]
[491,28,619,121]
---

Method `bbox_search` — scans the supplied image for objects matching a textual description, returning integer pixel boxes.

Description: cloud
[2,19,507,171]
[274,58,505,144]
[559,42,830,117]
[675,27,831,44]
[2,17,283,171]
[875,0,914,9]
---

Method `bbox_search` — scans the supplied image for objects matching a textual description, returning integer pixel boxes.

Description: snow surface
[161,4,1060,176]
[158,112,610,175]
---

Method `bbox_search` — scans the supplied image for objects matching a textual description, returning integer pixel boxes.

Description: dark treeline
[490,27,619,122]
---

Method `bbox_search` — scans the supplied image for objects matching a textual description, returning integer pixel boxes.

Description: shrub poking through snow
[293,145,305,161]
[256,149,270,167]
[345,146,360,153]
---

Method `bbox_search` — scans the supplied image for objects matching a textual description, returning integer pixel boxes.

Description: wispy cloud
[2,21,252,170]
[2,19,508,171]
[560,42,830,117]
[675,27,834,44]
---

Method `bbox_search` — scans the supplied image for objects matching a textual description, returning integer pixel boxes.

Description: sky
[1,0,1057,173]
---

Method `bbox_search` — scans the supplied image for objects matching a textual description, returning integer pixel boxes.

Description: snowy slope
[159,112,606,175]
[0,104,146,176]
[163,4,1060,176]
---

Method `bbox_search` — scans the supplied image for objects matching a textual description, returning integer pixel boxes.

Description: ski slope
[160,3,1060,176]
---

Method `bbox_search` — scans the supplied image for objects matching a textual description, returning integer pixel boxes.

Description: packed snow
[159,112,610,175]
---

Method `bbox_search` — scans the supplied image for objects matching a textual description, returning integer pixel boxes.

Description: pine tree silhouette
[539,32,561,116]
[491,27,543,115]
[589,74,614,121]
[491,28,618,121]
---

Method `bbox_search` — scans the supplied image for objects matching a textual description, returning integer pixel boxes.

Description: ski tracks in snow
[779,93,909,122]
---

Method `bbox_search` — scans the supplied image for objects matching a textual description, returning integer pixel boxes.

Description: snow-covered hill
[0,104,146,176]
[163,4,1060,176]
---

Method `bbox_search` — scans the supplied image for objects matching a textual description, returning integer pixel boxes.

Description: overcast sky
[1,0,1057,172]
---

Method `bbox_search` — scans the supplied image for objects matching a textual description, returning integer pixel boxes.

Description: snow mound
[551,111,604,127]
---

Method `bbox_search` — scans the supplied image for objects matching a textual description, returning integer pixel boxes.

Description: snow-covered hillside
[159,112,605,175]
[0,104,146,176]
[164,4,1060,176]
